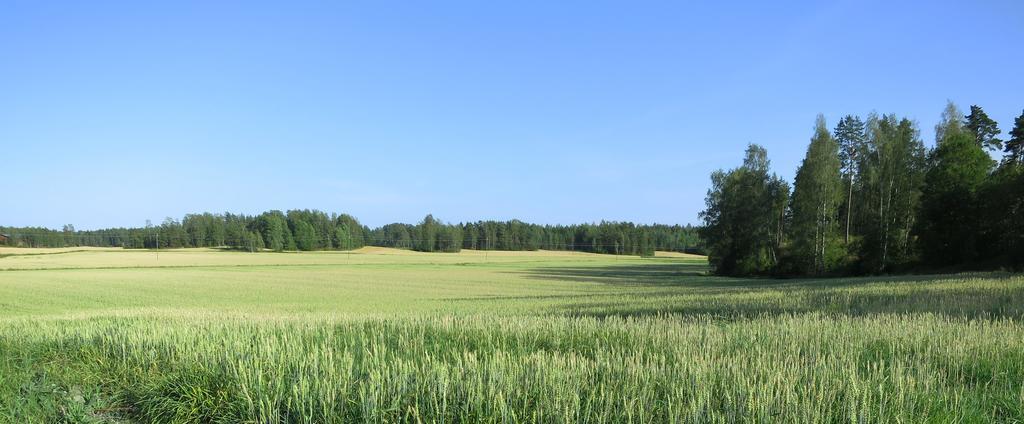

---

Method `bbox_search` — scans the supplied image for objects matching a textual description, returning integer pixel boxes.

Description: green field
[1,248,1022,423]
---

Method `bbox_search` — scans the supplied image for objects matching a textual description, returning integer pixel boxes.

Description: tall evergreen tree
[1004,110,1024,165]
[790,115,844,274]
[964,105,1003,152]
[834,115,866,244]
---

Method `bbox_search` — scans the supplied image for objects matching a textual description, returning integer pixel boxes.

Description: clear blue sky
[2,1,1022,230]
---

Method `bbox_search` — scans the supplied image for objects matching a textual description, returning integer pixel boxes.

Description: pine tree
[834,115,866,244]
[1004,110,1024,165]
[964,105,1003,151]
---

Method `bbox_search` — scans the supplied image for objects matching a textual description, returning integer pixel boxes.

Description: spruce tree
[790,115,844,274]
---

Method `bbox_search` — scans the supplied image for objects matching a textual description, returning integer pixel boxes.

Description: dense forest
[700,103,1024,276]
[1,213,702,257]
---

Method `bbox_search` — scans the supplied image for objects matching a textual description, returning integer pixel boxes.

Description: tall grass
[0,249,1021,422]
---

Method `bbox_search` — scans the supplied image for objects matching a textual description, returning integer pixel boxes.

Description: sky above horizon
[2,1,1022,230]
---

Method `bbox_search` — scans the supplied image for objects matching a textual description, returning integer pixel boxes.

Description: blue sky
[2,1,1022,229]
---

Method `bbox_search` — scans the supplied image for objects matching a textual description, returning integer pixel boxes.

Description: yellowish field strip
[0,246,676,270]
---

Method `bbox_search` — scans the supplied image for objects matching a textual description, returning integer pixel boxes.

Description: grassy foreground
[0,248,1022,422]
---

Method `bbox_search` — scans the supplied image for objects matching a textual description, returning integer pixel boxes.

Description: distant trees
[253,211,291,252]
[182,213,226,247]
[333,214,366,250]
[62,224,76,247]
[435,223,463,253]
[371,224,413,249]
[700,101,1024,276]
[223,213,253,250]
[292,220,317,251]
[415,214,440,252]
[390,215,693,255]
[404,214,464,253]
[3,211,698,257]
[445,220,693,256]
[158,218,189,248]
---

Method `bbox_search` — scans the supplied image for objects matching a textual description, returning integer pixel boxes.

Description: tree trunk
[845,176,854,244]
[880,172,895,271]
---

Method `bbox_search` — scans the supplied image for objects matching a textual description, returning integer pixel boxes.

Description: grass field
[1,248,1022,422]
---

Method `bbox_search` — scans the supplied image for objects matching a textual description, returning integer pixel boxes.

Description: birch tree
[935,101,965,145]
[790,115,844,274]
[857,115,927,271]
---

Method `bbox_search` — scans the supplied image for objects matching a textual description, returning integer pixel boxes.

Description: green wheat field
[1,247,1022,423]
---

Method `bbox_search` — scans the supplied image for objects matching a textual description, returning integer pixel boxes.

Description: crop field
[1,248,1022,423]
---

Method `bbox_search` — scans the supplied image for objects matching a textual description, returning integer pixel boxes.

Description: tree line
[2,212,703,256]
[370,217,700,255]
[700,102,1024,276]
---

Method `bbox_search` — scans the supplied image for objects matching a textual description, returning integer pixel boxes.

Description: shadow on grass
[513,263,734,287]
[517,263,1019,288]
[556,290,1024,321]
[561,300,1024,321]
[514,264,1024,321]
